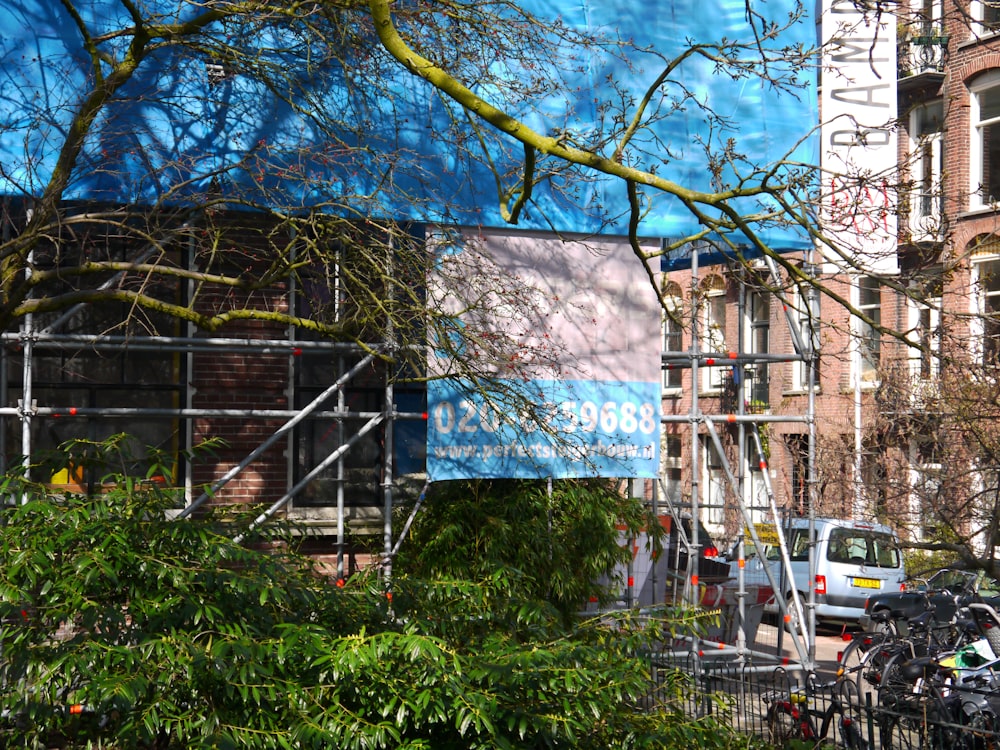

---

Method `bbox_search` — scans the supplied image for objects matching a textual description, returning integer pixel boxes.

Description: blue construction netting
[0,0,817,247]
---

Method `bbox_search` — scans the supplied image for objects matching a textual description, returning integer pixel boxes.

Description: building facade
[666,2,1000,556]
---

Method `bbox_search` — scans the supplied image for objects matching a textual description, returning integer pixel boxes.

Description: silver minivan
[731,517,906,623]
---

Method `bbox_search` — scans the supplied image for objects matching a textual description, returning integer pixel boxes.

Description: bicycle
[765,671,869,749]
[876,650,1000,750]
[838,615,897,706]
[836,605,959,711]
[876,601,995,712]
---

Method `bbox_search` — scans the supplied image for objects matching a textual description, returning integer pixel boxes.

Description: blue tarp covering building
[0,0,817,247]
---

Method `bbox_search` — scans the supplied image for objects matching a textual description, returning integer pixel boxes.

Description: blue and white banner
[1,0,815,247]
[429,377,660,479]
[427,229,661,480]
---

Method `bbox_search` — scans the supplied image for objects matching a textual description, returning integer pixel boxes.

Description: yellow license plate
[852,577,881,589]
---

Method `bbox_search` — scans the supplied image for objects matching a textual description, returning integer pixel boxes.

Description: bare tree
[2,1,635,382]
[0,0,861,341]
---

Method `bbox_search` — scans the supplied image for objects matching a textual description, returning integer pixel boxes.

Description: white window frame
[702,436,726,526]
[972,255,1000,367]
[856,276,881,385]
[901,0,945,75]
[747,291,770,356]
[700,276,727,392]
[661,431,683,505]
[971,0,1000,36]
[908,437,942,540]
[908,275,942,384]
[744,291,770,406]
[917,0,943,33]
[791,291,820,392]
[909,101,944,239]
[972,465,1000,550]
[744,438,768,512]
[970,72,1000,210]
[662,286,684,394]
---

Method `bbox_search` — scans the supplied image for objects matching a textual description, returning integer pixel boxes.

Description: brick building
[666,1,1000,554]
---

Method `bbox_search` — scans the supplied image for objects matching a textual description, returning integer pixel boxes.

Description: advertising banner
[819,0,899,274]
[427,229,661,480]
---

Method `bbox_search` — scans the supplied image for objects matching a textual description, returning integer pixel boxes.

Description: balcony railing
[720,366,770,413]
[898,25,948,78]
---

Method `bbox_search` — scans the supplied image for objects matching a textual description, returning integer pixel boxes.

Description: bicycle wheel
[840,678,866,713]
[843,633,890,706]
[840,635,869,678]
[878,650,929,712]
[767,702,805,746]
[882,715,928,750]
[862,642,910,707]
[961,707,1000,750]
[837,680,870,750]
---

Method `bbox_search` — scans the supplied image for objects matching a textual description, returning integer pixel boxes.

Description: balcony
[720,366,770,414]
[898,25,948,84]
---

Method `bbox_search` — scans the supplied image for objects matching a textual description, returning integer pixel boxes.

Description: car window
[929,569,976,591]
[790,530,810,561]
[762,529,809,561]
[826,528,901,568]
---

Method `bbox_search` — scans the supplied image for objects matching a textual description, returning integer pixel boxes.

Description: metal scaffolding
[661,242,820,671]
[1,230,820,667]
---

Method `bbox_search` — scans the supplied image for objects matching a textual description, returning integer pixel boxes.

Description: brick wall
[189,284,292,506]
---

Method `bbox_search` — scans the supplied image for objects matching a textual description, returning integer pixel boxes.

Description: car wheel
[783,592,806,633]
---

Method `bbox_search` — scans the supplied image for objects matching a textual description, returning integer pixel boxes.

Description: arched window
[661,281,684,392]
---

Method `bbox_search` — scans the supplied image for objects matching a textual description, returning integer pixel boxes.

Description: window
[745,438,768,512]
[746,291,770,406]
[662,432,682,504]
[910,101,944,237]
[917,305,941,379]
[973,256,1000,366]
[826,528,901,568]
[293,241,427,508]
[857,276,881,383]
[787,434,809,514]
[791,289,821,391]
[916,0,943,34]
[909,273,942,381]
[702,436,726,526]
[910,427,944,538]
[3,237,185,486]
[700,275,727,391]
[662,282,683,392]
[5,337,184,484]
[973,0,1000,35]
[861,436,889,517]
[900,0,945,75]
[971,73,1000,208]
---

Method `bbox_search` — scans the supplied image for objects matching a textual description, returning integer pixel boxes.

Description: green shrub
[0,441,754,749]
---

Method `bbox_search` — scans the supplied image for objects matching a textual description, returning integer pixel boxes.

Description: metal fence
[657,650,1000,749]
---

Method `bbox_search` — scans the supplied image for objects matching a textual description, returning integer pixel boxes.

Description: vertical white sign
[820,0,898,274]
